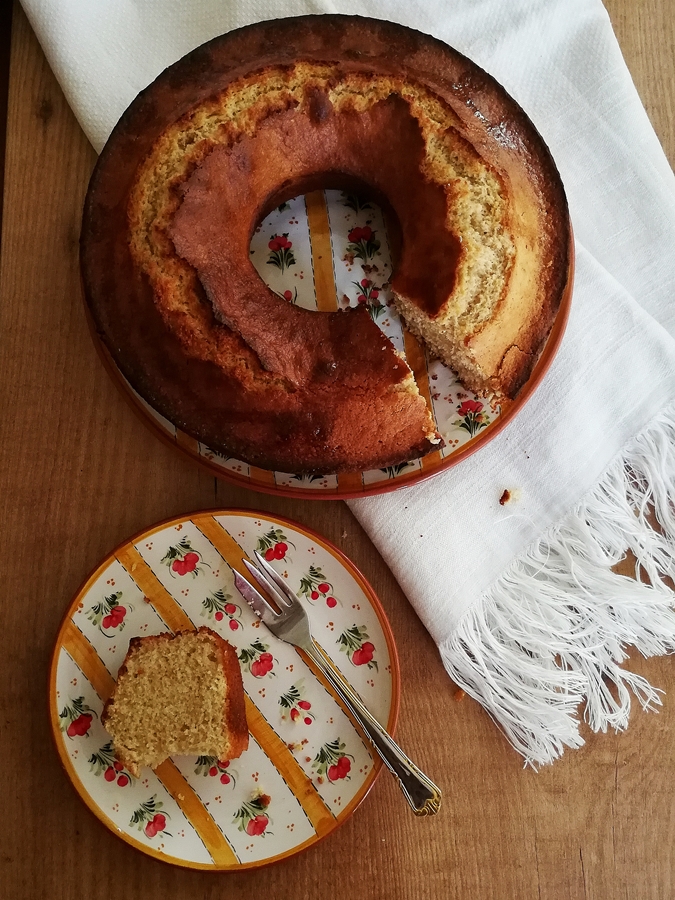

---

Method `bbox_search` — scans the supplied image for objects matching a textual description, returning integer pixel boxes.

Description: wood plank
[1,2,675,898]
[0,0,12,249]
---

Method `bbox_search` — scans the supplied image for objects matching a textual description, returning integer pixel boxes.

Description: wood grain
[1,2,674,898]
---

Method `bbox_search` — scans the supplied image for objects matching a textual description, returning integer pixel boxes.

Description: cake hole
[249,183,402,320]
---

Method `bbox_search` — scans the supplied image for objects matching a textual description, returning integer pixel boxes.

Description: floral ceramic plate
[49,510,399,870]
[90,189,572,500]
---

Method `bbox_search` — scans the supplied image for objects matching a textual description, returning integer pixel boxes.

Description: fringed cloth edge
[439,402,675,766]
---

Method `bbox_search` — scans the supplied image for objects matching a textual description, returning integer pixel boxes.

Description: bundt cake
[101,628,248,776]
[81,15,571,474]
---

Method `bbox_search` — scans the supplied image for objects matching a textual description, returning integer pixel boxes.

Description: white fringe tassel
[439,405,675,767]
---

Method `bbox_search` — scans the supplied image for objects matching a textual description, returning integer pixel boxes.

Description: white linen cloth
[22,0,675,764]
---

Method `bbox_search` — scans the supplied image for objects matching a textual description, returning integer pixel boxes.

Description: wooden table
[1,2,674,897]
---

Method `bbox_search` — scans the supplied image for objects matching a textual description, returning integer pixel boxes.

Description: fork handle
[304,642,442,816]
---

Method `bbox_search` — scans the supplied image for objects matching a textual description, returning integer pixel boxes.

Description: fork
[233,551,441,816]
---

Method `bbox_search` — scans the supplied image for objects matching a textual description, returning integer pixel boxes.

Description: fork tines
[242,558,287,611]
[252,551,298,603]
[233,568,278,623]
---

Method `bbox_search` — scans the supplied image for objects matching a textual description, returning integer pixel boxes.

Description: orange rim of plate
[84,227,574,501]
[48,508,401,870]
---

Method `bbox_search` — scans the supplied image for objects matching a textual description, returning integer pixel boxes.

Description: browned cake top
[81,16,570,473]
[167,91,463,388]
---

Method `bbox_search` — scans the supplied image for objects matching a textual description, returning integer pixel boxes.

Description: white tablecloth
[22,0,675,764]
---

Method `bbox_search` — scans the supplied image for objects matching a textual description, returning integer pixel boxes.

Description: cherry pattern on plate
[88,741,132,787]
[341,192,373,215]
[279,681,315,725]
[59,696,97,739]
[312,739,353,783]
[266,233,295,272]
[130,795,171,839]
[256,527,294,562]
[350,276,385,320]
[298,565,339,608]
[201,588,242,632]
[86,590,132,635]
[194,756,237,787]
[234,791,272,837]
[343,225,380,264]
[277,286,298,304]
[379,461,416,480]
[337,625,378,670]
[239,638,276,678]
[160,538,209,578]
[454,398,490,438]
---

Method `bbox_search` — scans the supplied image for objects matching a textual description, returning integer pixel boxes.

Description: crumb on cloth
[499,488,522,506]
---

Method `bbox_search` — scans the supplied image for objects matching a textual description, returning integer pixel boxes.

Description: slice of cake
[102,627,248,776]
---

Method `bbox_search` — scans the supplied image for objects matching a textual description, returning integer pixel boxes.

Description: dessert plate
[90,188,573,500]
[49,510,399,870]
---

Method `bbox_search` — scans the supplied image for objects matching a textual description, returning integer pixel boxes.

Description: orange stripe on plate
[192,515,252,579]
[193,515,305,611]
[61,621,116,701]
[402,330,444,468]
[248,466,277,486]
[420,449,443,470]
[403,330,431,400]
[337,471,365,492]
[192,515,335,835]
[244,697,334,836]
[154,759,239,867]
[116,545,195,633]
[176,430,200,454]
[306,190,338,312]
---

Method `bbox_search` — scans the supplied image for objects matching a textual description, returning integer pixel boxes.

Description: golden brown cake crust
[81,15,571,472]
[211,628,249,760]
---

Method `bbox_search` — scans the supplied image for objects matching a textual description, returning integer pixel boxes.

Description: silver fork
[233,551,441,816]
